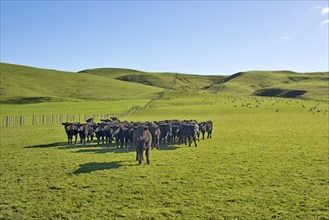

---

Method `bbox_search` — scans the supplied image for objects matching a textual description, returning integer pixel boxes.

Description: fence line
[1,105,141,128]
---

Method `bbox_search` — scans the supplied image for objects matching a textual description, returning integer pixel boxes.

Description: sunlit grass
[1,94,328,219]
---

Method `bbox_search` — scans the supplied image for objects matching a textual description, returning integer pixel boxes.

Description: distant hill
[0,63,163,103]
[79,68,224,90]
[215,70,328,100]
[0,62,327,104]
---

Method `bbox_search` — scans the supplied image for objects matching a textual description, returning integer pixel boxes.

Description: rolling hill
[0,62,328,104]
[0,63,163,103]
[216,70,329,100]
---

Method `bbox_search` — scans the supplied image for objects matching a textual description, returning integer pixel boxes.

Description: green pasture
[1,93,328,219]
[0,100,149,116]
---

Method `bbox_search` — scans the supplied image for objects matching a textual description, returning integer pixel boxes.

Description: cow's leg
[193,137,197,147]
[157,139,160,150]
[145,148,150,165]
[124,138,128,148]
[202,132,205,140]
[74,135,77,144]
[115,137,119,148]
[188,137,192,147]
[121,138,125,148]
[139,149,143,165]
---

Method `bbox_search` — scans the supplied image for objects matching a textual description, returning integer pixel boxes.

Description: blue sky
[1,1,328,75]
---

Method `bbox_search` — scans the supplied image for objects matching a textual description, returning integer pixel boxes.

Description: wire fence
[1,106,141,128]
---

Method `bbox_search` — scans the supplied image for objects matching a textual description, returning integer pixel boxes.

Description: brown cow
[133,125,152,165]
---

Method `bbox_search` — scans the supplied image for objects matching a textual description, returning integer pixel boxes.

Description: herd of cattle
[62,117,213,165]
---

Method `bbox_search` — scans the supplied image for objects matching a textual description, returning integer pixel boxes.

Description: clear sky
[1,1,328,75]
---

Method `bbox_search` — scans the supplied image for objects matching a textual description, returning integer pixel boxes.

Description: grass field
[1,92,328,219]
[0,100,150,116]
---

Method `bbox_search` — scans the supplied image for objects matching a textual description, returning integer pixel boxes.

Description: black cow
[86,118,94,123]
[149,123,161,150]
[179,122,198,147]
[78,123,94,145]
[133,125,152,165]
[159,123,172,146]
[122,121,134,148]
[205,120,213,139]
[94,123,106,145]
[62,122,79,144]
[103,123,114,145]
[170,124,180,144]
[199,122,207,140]
[112,123,125,148]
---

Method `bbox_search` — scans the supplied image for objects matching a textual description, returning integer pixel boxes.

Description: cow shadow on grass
[25,142,180,154]
[159,145,179,151]
[25,142,68,148]
[74,144,179,154]
[72,161,124,174]
[75,146,135,154]
[25,141,110,149]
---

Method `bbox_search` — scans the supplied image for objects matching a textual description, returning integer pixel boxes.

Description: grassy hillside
[0,63,163,103]
[217,70,329,100]
[0,63,328,103]
[80,68,224,91]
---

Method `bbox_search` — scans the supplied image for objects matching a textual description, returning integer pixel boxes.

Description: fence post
[20,116,23,126]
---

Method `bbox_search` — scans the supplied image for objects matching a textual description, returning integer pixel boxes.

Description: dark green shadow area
[76,146,135,154]
[159,145,179,151]
[24,142,180,154]
[24,142,67,148]
[72,161,122,174]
